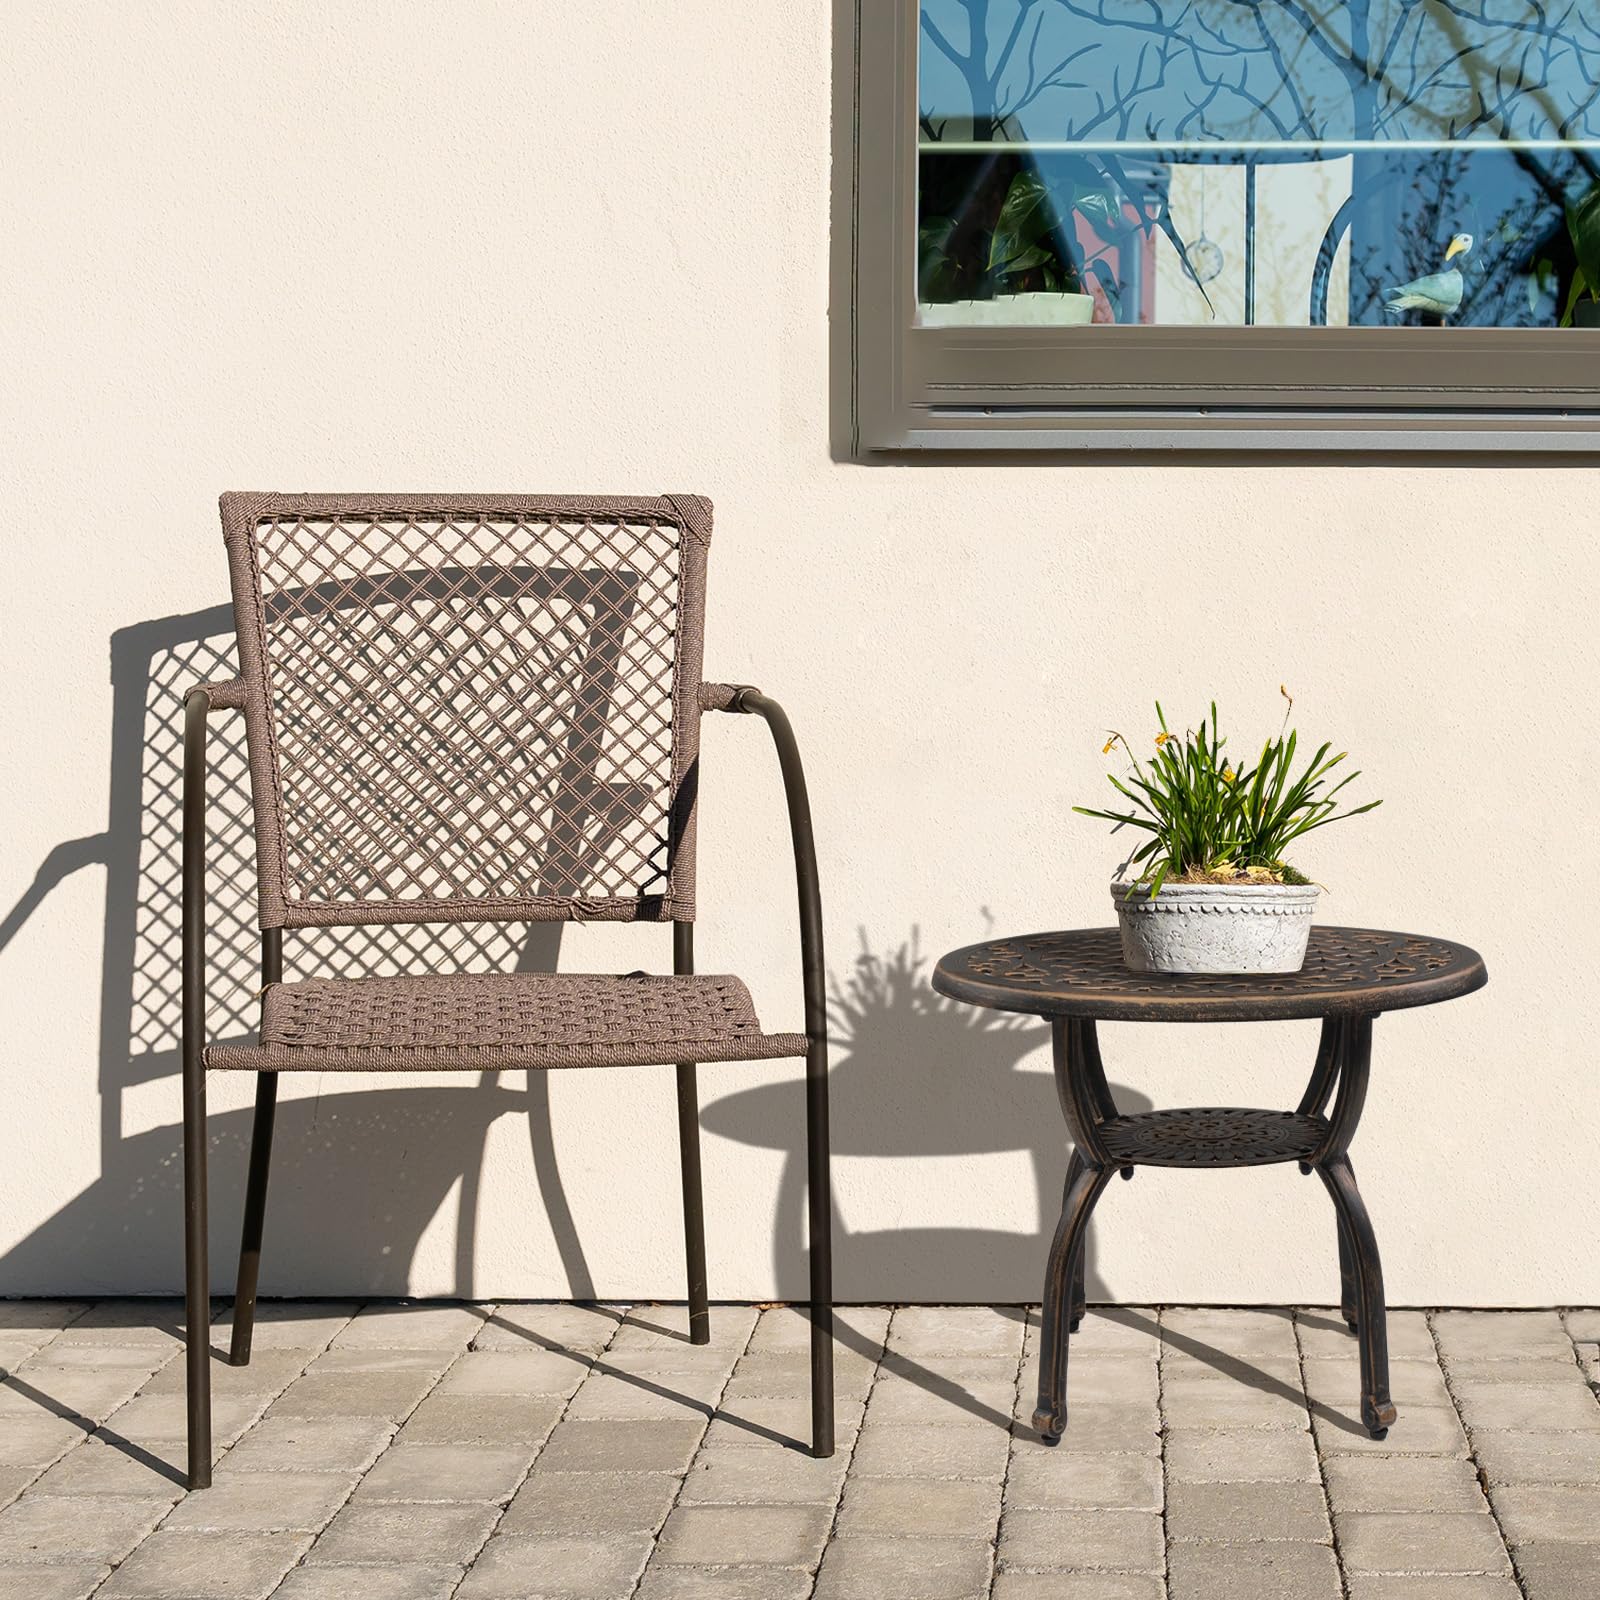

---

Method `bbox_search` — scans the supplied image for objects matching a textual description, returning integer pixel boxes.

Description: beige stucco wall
[3,1,1594,1306]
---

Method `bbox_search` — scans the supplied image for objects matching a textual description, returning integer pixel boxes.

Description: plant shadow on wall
[0,605,606,1298]
[701,931,1151,1306]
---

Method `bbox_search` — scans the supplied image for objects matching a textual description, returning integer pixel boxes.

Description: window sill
[863,409,1600,457]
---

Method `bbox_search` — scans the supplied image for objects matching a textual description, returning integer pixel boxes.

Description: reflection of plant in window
[1559,185,1600,326]
[922,173,1081,301]
[1524,182,1600,327]
[919,158,1216,316]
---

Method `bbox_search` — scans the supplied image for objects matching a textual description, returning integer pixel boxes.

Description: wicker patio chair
[179,492,833,1489]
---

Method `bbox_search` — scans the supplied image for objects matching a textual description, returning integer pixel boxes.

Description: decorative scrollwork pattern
[1101,1108,1326,1168]
[933,926,1486,1022]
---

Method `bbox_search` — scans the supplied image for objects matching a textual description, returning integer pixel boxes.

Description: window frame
[844,0,1600,455]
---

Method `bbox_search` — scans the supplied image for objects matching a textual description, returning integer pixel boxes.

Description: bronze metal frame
[1031,1013,1395,1441]
[181,656,835,1488]
[932,927,1487,1447]
[713,689,835,1454]
[180,688,213,1488]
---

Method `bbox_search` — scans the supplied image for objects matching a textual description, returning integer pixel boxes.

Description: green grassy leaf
[1078,700,1379,887]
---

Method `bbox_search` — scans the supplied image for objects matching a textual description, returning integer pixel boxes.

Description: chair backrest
[219,492,713,930]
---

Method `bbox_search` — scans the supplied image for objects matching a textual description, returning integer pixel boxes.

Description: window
[844,1,1600,450]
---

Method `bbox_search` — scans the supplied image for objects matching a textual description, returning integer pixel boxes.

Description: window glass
[917,2,1600,328]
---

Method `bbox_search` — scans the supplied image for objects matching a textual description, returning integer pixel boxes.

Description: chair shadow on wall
[0,606,1141,1345]
[0,605,600,1300]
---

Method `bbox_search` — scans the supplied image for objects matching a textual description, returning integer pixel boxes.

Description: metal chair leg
[806,1036,834,1459]
[229,1069,279,1366]
[710,692,832,1456]
[1034,1158,1113,1442]
[231,929,282,1366]
[673,922,710,1346]
[1318,1155,1395,1437]
[181,1043,211,1490]
[675,1062,710,1347]
[181,689,212,1490]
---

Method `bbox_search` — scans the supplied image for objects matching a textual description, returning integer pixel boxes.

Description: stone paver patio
[1,1301,1597,1599]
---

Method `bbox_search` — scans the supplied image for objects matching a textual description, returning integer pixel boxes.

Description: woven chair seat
[206,971,809,1072]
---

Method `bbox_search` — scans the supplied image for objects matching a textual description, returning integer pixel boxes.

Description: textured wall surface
[3,1,1594,1304]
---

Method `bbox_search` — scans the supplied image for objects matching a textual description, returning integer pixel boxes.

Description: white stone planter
[918,292,1096,328]
[1111,880,1320,975]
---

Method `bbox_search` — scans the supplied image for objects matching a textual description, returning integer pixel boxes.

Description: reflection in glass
[917,2,1600,329]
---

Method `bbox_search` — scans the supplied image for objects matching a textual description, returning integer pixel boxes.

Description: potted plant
[918,156,1216,328]
[919,169,1099,327]
[1075,693,1380,975]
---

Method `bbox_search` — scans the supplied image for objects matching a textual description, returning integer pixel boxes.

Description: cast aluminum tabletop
[932,926,1487,1442]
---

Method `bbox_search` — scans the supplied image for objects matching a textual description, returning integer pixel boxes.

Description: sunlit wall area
[3,0,1598,1305]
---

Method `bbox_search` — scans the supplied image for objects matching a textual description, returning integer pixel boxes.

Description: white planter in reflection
[919,292,1096,328]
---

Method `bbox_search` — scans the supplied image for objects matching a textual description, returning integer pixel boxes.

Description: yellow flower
[1222,764,1236,783]
[1102,737,1116,755]
[1154,731,1173,748]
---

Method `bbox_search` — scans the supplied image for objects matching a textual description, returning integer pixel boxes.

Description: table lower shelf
[1099,1107,1328,1168]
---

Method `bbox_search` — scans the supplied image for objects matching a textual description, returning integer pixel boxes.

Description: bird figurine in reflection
[1386,232,1475,319]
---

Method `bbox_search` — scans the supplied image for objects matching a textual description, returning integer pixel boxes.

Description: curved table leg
[1069,1018,1134,1332]
[1039,1018,1119,1433]
[1034,1155,1113,1442]
[1063,1148,1088,1333]
[1298,1019,1356,1326]
[1296,1019,1343,1121]
[1337,1166,1360,1333]
[1318,1154,1395,1436]
[1068,1164,1133,1332]
[1070,1226,1086,1334]
[1304,1014,1392,1432]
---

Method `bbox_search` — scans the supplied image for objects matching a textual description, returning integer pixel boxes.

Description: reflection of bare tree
[1048,1,1318,140]
[922,1,1295,143]
[921,0,1095,141]
[1212,0,1600,172]
[1389,1,1600,142]
[920,0,1600,147]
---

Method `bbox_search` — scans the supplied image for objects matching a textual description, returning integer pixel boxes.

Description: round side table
[932,925,1487,1442]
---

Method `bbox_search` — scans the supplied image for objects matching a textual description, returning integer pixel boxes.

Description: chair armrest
[699,682,759,713]
[702,684,825,1043]
[193,678,247,711]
